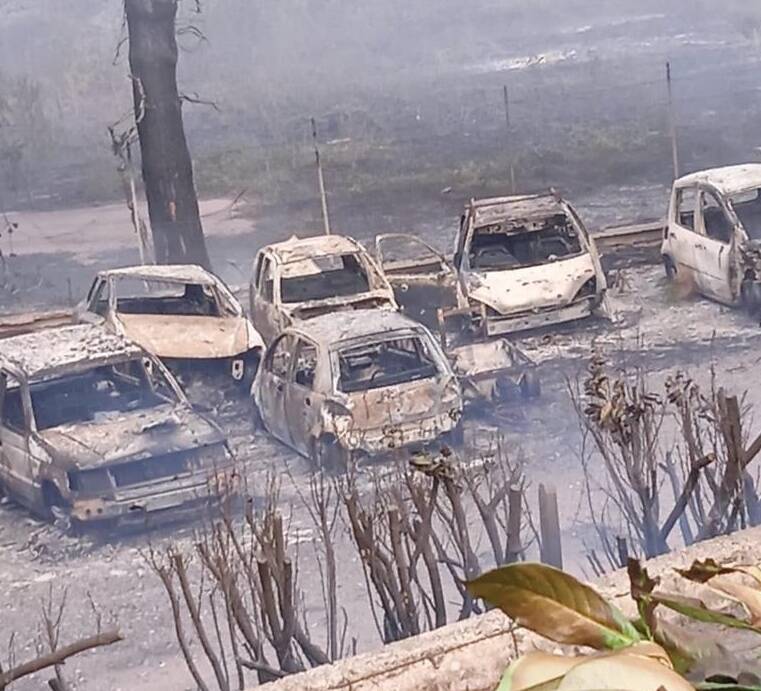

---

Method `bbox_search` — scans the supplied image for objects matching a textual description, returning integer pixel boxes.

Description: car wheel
[444,422,465,453]
[520,371,541,400]
[241,351,261,394]
[251,400,265,433]
[312,436,351,474]
[663,255,677,281]
[741,280,761,317]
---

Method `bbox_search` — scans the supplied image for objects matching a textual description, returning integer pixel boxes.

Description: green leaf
[466,563,642,650]
[652,592,761,634]
[628,559,660,638]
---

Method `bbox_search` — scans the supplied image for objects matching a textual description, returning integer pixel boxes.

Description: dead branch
[0,631,122,688]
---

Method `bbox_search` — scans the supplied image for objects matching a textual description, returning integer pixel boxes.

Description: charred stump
[124,0,211,269]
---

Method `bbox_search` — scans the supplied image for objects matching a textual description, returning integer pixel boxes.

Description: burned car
[661,163,761,311]
[252,310,463,470]
[0,325,236,527]
[447,338,540,412]
[442,193,609,336]
[76,265,264,388]
[249,234,398,344]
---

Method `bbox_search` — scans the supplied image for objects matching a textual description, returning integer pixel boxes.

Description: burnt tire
[741,280,761,317]
[663,255,677,281]
[251,399,265,433]
[520,371,541,400]
[444,422,465,453]
[312,436,351,474]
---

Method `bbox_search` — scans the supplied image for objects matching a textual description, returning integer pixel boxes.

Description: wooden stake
[538,483,563,569]
[503,85,517,193]
[666,62,680,180]
[311,118,332,236]
[506,483,523,563]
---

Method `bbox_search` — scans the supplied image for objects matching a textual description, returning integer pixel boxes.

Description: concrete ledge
[262,527,761,690]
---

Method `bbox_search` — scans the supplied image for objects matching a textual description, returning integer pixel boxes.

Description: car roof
[263,234,364,264]
[289,309,426,345]
[0,324,143,381]
[675,164,761,196]
[466,193,567,227]
[98,264,217,285]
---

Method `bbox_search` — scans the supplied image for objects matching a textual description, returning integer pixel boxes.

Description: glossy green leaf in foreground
[466,563,642,650]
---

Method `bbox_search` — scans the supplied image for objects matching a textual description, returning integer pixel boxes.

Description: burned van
[0,325,236,527]
[661,163,761,312]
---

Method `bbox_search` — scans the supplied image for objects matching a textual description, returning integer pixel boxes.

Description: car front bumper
[479,296,598,336]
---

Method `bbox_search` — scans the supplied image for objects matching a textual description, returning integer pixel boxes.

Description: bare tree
[124,0,211,268]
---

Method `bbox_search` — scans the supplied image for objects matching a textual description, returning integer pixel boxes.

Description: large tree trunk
[125,0,211,269]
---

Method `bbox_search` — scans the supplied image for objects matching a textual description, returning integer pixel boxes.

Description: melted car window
[31,361,173,430]
[280,254,371,304]
[730,188,761,240]
[468,215,582,271]
[115,279,223,317]
[337,336,439,393]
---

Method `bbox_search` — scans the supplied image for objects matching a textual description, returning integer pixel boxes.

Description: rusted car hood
[116,314,263,359]
[348,378,453,429]
[464,253,596,315]
[39,404,225,468]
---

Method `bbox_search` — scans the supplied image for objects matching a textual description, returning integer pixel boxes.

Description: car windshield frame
[29,358,180,431]
[466,216,586,272]
[112,277,239,318]
[331,330,443,394]
[278,252,375,305]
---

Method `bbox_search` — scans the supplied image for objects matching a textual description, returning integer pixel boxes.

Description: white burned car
[249,234,397,344]
[76,265,264,387]
[252,310,463,470]
[449,193,609,336]
[661,164,761,311]
[0,325,236,527]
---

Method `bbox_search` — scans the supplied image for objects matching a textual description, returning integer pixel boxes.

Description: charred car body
[0,325,236,526]
[249,235,397,344]
[252,310,463,470]
[446,193,609,336]
[76,265,264,388]
[661,164,761,311]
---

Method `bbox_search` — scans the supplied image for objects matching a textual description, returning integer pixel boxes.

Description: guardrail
[0,309,73,339]
[592,220,665,253]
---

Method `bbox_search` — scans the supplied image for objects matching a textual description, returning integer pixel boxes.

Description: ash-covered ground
[3,7,761,691]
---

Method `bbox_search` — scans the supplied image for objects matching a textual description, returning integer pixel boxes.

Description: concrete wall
[260,527,761,690]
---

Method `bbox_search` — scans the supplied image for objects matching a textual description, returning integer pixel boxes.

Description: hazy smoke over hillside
[0,0,758,212]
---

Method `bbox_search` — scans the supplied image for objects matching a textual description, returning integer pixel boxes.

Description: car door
[256,334,293,445]
[250,255,283,344]
[375,234,461,331]
[75,277,109,324]
[667,184,700,279]
[693,188,737,304]
[0,370,36,508]
[284,336,323,456]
